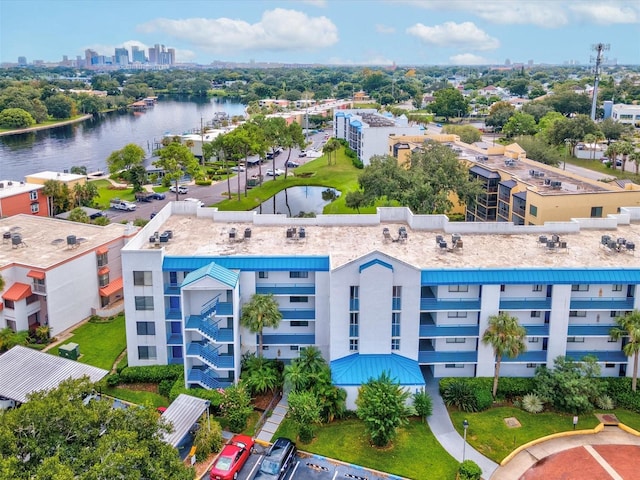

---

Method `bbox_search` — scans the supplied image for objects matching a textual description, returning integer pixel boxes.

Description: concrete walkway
[255,393,288,444]
[426,382,499,479]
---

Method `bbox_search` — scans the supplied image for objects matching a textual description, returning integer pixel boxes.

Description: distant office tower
[85,49,98,67]
[132,46,146,63]
[167,48,175,65]
[148,44,160,64]
[18,56,27,66]
[114,47,129,65]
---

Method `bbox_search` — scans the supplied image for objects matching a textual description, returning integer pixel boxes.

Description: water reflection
[254,187,340,217]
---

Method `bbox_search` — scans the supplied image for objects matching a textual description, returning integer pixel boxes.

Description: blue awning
[182,262,239,289]
[164,256,330,272]
[331,353,425,386]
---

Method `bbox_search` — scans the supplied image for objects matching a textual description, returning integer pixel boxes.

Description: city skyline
[1,0,639,66]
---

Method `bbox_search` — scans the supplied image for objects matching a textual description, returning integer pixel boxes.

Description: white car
[169,185,188,194]
[266,169,285,177]
[230,165,246,172]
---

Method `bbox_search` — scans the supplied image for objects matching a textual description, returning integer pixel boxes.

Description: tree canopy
[430,88,468,121]
[610,310,640,392]
[153,142,201,201]
[107,143,146,176]
[240,293,282,356]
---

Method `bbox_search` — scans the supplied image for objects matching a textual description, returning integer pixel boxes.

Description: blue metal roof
[163,256,329,272]
[331,353,425,386]
[421,268,640,286]
[350,120,362,127]
[359,258,393,273]
[182,262,239,289]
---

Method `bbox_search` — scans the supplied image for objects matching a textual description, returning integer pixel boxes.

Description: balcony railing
[503,351,548,363]
[569,297,634,311]
[255,283,315,295]
[567,324,617,337]
[420,298,481,311]
[419,324,479,337]
[280,308,315,320]
[565,350,628,363]
[186,342,234,369]
[185,316,234,343]
[32,284,47,295]
[418,350,478,364]
[499,297,551,310]
[187,368,232,390]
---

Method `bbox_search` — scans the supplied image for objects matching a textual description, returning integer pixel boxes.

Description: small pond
[253,186,341,217]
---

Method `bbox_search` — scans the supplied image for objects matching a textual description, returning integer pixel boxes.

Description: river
[0,96,246,181]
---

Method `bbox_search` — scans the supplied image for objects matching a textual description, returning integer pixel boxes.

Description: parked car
[230,165,246,172]
[285,161,300,168]
[298,150,307,157]
[169,185,188,194]
[149,192,166,200]
[266,169,284,177]
[436,123,443,127]
[254,437,297,480]
[209,434,254,480]
[109,198,136,211]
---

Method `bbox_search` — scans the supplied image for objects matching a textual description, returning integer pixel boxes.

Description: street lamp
[462,419,469,462]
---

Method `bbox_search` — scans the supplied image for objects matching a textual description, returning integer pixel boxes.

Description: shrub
[219,383,253,433]
[474,389,493,411]
[158,379,174,398]
[413,390,433,420]
[595,394,615,410]
[195,179,211,186]
[458,460,482,480]
[105,374,120,387]
[496,377,536,399]
[118,365,183,384]
[442,381,479,412]
[193,418,223,462]
[521,393,544,413]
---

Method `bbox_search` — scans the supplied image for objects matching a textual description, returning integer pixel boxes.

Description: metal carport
[160,393,210,447]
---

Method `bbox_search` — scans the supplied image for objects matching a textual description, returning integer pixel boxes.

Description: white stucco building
[121,202,640,409]
[610,104,640,126]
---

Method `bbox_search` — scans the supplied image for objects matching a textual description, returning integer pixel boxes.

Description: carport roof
[161,394,210,448]
[331,353,425,387]
[0,345,108,403]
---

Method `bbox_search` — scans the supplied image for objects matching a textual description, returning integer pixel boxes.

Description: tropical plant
[521,393,544,413]
[287,390,322,443]
[595,394,615,410]
[218,383,253,433]
[442,380,480,413]
[413,390,433,421]
[458,460,482,480]
[610,310,640,391]
[356,371,411,447]
[482,312,527,398]
[240,294,282,357]
[0,327,30,353]
[240,354,282,395]
[193,417,224,462]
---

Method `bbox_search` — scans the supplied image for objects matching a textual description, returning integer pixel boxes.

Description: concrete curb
[618,422,640,436]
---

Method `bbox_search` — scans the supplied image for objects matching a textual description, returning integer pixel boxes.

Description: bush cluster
[441,380,491,412]
[439,377,535,401]
[602,377,640,413]
[111,364,183,385]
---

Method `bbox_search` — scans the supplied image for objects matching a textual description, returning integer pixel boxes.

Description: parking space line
[288,460,300,479]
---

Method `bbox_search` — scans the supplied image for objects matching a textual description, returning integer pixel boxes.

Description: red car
[210,434,254,480]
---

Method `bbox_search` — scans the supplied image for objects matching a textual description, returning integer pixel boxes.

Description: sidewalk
[425,382,499,479]
[255,393,288,444]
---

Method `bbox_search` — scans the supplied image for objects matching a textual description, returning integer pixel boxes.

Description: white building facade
[611,104,640,126]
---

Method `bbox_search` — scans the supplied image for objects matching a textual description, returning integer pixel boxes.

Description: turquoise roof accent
[359,258,393,273]
[421,268,640,286]
[350,120,362,127]
[181,262,239,289]
[331,354,425,386]
[164,256,330,272]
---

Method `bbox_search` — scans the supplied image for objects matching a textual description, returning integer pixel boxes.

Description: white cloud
[138,9,338,53]
[375,24,396,34]
[569,2,639,24]
[300,0,327,6]
[449,53,492,65]
[407,21,499,51]
[83,41,196,63]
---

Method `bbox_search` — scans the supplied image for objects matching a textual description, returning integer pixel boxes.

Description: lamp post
[462,419,469,462]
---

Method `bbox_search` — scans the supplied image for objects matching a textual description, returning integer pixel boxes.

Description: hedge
[439,377,536,400]
[117,364,183,384]
[602,377,640,413]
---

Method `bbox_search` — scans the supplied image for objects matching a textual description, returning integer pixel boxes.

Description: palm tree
[630,151,640,175]
[240,294,282,357]
[610,310,640,392]
[617,142,634,172]
[296,346,327,374]
[605,143,621,169]
[482,312,526,398]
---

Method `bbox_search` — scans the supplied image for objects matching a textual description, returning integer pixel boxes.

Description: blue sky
[1,0,639,66]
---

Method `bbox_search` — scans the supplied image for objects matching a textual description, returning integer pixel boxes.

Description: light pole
[462,419,469,462]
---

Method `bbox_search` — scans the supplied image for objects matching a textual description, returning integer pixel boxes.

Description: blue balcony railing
[567,324,616,336]
[522,324,550,336]
[186,342,234,369]
[256,283,315,295]
[417,350,478,364]
[166,333,183,345]
[565,350,628,363]
[262,334,315,345]
[164,284,180,295]
[349,299,359,311]
[419,324,480,337]
[420,298,481,311]
[165,308,181,320]
[503,351,548,363]
[187,368,232,390]
[280,309,315,320]
[569,297,634,311]
[499,297,551,310]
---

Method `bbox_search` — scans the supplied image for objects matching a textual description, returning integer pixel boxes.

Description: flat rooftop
[0,181,42,199]
[0,214,130,269]
[142,210,640,270]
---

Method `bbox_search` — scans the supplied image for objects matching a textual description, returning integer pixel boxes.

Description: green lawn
[214,148,377,214]
[51,315,126,371]
[102,386,169,408]
[91,179,135,208]
[609,409,640,431]
[449,406,602,462]
[275,417,459,480]
[564,156,640,182]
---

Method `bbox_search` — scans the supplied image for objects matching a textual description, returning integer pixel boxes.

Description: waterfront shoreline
[0,114,93,137]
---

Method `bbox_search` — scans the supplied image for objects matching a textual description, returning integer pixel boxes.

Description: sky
[1,0,639,66]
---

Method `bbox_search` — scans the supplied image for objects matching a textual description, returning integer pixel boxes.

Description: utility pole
[590,43,609,121]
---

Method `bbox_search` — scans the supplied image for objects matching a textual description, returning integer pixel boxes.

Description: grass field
[51,314,126,371]
[102,386,169,408]
[275,417,459,480]
[92,179,135,208]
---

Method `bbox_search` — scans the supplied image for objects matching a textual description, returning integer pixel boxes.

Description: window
[448,285,469,292]
[136,321,156,335]
[526,363,538,368]
[569,311,587,317]
[528,337,539,343]
[604,363,615,368]
[97,252,108,267]
[612,285,623,292]
[289,271,309,279]
[134,296,154,311]
[391,312,401,337]
[290,296,308,303]
[138,346,157,360]
[391,338,400,350]
[6,320,16,332]
[531,311,541,318]
[290,345,299,351]
[349,339,358,351]
[608,337,618,343]
[4,299,14,309]
[133,271,153,286]
[349,312,359,337]
[169,271,178,285]
[262,345,269,351]
[446,338,466,343]
[500,284,505,292]
[32,278,46,294]
[590,206,603,218]
[258,271,269,279]
[529,204,538,217]
[445,364,464,368]
[26,294,39,305]
[532,285,543,292]
[392,286,402,309]
[350,286,359,299]
[98,272,109,288]
[29,190,38,201]
[290,321,309,327]
[30,203,39,213]
[571,284,589,292]
[447,312,468,318]
[567,337,585,343]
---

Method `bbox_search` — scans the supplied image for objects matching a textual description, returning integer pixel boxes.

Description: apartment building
[611,104,640,126]
[121,202,640,408]
[0,215,134,336]
[0,181,48,217]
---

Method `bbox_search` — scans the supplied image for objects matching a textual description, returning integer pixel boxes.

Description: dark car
[254,437,297,480]
[150,192,166,200]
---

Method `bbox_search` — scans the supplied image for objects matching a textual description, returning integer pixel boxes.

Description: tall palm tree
[482,312,526,398]
[629,151,640,175]
[296,345,327,375]
[240,294,282,357]
[610,310,640,392]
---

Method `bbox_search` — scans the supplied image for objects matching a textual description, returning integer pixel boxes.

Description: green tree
[430,88,468,121]
[599,118,629,143]
[356,371,411,447]
[288,390,322,443]
[610,310,640,392]
[542,91,591,116]
[44,94,74,119]
[441,125,482,144]
[482,312,526,398]
[522,102,553,122]
[128,164,148,193]
[322,138,341,165]
[107,143,146,178]
[547,114,599,155]
[240,354,282,395]
[512,136,562,166]
[72,181,97,207]
[67,207,90,224]
[153,142,201,201]
[0,328,30,353]
[485,101,515,129]
[345,190,366,213]
[0,108,35,128]
[219,383,253,433]
[413,390,433,422]
[240,294,282,357]
[41,180,71,216]
[502,112,537,137]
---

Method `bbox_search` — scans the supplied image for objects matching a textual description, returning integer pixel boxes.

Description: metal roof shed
[0,345,108,404]
[161,394,210,448]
